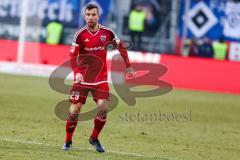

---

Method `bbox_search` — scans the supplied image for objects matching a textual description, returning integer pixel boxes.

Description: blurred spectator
[183,39,191,56]
[198,37,214,58]
[128,4,147,51]
[46,21,63,45]
[145,5,158,30]
[188,38,199,57]
[213,37,228,60]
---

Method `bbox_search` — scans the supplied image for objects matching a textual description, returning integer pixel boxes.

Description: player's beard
[87,22,97,29]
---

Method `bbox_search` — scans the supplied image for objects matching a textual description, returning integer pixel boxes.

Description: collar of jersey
[86,24,100,36]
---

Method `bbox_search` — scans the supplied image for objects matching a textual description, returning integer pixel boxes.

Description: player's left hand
[126,67,136,79]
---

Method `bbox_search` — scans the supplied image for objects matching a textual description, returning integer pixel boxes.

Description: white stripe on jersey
[73,81,108,86]
[73,26,87,43]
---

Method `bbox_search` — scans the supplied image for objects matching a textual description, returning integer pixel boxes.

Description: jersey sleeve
[69,32,81,57]
[70,31,81,75]
[110,30,131,68]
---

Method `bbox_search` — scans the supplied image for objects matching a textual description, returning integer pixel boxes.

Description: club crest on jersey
[100,35,106,42]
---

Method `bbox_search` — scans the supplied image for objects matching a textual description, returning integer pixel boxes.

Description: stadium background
[0,0,240,160]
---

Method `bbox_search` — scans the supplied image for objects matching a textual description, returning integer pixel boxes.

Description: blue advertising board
[0,0,112,41]
[179,0,240,41]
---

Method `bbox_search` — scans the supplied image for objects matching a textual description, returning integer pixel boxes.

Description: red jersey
[70,24,131,85]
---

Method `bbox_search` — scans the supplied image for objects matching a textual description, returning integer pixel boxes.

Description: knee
[67,103,82,121]
[97,100,109,117]
[70,103,82,114]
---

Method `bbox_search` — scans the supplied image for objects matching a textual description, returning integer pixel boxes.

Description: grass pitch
[0,73,239,160]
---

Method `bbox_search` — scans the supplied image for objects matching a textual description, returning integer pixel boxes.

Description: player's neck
[87,24,99,33]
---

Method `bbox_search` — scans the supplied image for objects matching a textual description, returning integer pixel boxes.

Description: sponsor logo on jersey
[84,46,105,51]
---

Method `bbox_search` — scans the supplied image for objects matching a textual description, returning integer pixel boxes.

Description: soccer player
[62,4,136,152]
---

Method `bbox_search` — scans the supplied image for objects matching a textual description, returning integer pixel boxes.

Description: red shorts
[69,82,110,104]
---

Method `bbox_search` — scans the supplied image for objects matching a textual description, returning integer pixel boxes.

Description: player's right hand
[75,73,84,83]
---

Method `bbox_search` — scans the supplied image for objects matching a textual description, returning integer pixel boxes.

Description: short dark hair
[85,4,99,15]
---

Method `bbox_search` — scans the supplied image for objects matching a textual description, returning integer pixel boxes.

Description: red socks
[91,114,107,140]
[65,113,107,142]
[65,113,78,142]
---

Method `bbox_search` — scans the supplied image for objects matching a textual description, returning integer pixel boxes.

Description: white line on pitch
[0,138,49,145]
[0,138,163,159]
